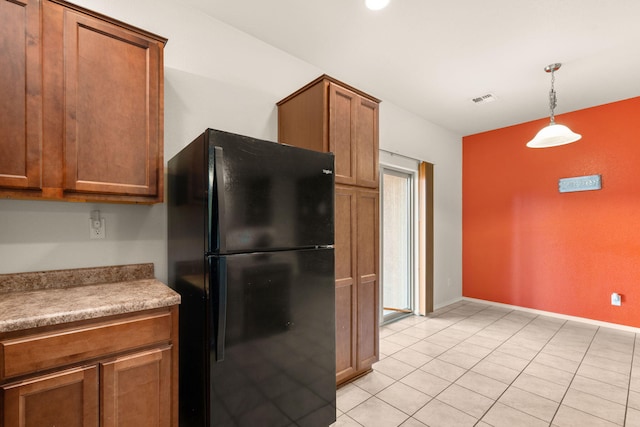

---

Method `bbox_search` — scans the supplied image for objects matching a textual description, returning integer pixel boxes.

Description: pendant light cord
[549,69,557,125]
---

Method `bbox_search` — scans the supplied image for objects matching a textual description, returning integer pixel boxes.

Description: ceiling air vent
[471,93,498,104]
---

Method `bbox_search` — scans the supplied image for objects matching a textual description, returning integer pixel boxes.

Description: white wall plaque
[559,175,602,193]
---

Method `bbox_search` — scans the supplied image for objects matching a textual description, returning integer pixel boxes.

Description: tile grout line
[355,302,513,423]
[393,303,551,424]
[344,307,458,425]
[546,325,601,426]
[466,312,569,426]
[420,303,554,424]
[402,303,518,424]
[623,335,637,426]
[420,304,522,419]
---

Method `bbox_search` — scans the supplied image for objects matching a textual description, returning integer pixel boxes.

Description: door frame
[379,163,417,324]
[379,150,434,323]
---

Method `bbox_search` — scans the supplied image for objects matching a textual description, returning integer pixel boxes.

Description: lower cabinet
[0,307,178,427]
[335,185,379,385]
[102,347,172,427]
[2,365,98,427]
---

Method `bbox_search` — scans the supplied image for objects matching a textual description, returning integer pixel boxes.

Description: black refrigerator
[168,129,336,427]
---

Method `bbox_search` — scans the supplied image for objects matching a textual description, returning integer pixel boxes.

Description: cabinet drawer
[0,310,172,381]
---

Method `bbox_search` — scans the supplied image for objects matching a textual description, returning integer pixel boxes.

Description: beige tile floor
[332,300,640,427]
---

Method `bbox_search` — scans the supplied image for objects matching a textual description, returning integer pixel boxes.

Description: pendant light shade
[526,63,581,148]
[527,124,582,148]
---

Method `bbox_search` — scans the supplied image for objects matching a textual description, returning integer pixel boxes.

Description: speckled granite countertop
[0,264,180,333]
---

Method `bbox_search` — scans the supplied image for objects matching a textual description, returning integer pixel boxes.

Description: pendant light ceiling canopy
[526,63,581,148]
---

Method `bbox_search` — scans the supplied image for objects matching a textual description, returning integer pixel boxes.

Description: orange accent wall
[463,96,640,327]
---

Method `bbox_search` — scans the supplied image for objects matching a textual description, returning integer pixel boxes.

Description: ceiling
[185,0,640,136]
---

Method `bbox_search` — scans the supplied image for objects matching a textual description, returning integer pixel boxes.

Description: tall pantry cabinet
[277,75,380,385]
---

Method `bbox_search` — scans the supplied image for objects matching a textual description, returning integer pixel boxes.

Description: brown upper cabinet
[277,75,380,188]
[0,0,166,203]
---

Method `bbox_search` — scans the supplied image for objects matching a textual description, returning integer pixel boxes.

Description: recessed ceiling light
[365,0,390,11]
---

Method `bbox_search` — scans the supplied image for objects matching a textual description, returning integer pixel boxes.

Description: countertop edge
[0,279,180,334]
[0,263,156,293]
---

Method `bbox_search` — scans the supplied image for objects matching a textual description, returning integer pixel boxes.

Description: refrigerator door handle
[211,146,227,252]
[213,257,228,362]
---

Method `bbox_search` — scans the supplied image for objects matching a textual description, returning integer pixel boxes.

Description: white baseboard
[462,297,640,335]
[433,296,464,312]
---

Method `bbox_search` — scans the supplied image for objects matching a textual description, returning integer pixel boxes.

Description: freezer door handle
[211,146,227,253]
[212,257,228,362]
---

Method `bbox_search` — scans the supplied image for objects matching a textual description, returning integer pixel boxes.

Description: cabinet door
[329,83,379,189]
[0,0,42,190]
[329,83,357,186]
[1,366,98,427]
[356,189,379,371]
[101,346,172,427]
[62,10,162,199]
[355,98,379,188]
[335,185,357,384]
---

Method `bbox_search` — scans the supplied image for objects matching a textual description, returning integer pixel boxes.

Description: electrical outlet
[89,218,106,239]
[611,292,621,306]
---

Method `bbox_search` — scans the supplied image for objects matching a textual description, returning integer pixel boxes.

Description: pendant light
[526,63,581,148]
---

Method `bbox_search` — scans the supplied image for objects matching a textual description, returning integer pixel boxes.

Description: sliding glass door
[381,167,414,324]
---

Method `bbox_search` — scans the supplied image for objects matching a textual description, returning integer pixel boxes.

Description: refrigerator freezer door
[208,248,336,426]
[207,129,334,254]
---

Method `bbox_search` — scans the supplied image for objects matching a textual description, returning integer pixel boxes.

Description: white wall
[379,103,462,308]
[0,0,462,308]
